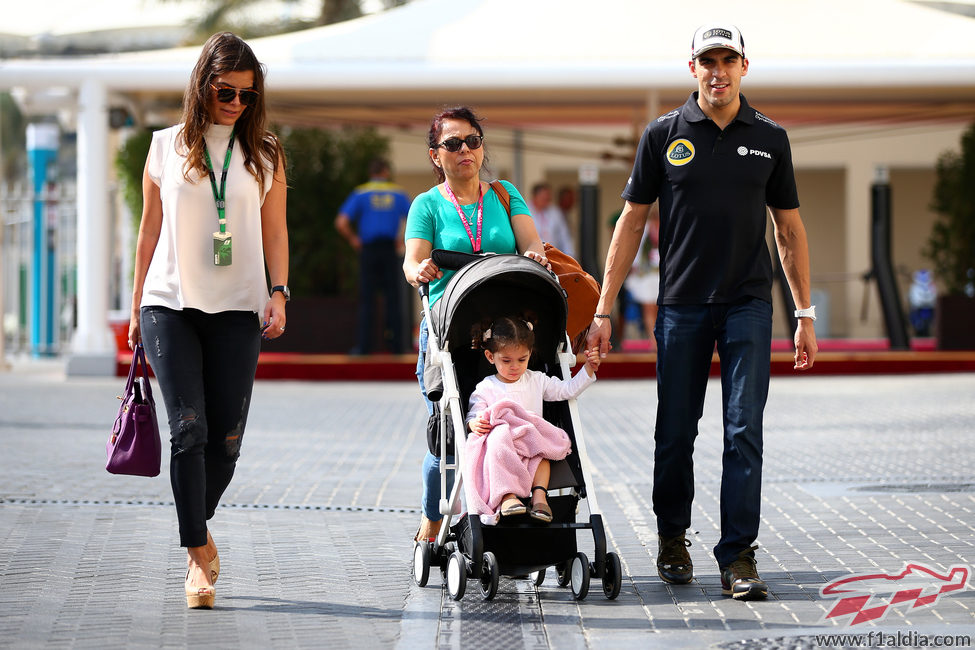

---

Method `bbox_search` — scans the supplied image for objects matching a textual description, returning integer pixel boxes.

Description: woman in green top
[404,106,548,543]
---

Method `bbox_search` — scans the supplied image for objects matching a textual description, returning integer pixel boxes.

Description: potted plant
[924,120,975,350]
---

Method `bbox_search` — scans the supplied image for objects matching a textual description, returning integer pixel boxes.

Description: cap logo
[666,139,695,166]
[703,28,733,41]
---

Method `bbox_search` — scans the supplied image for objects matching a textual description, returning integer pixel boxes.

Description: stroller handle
[418,249,505,297]
[418,249,484,298]
[432,249,485,271]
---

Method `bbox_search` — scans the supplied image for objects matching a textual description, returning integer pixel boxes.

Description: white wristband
[794,306,817,321]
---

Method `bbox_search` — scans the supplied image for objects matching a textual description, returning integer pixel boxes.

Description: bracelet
[593,313,611,319]
[794,306,817,321]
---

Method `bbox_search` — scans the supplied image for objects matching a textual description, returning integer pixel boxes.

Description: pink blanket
[463,399,572,525]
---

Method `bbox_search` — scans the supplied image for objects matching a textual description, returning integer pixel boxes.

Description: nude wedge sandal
[185,569,215,609]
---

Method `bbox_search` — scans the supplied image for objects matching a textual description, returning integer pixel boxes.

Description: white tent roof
[0,0,326,38]
[2,0,974,126]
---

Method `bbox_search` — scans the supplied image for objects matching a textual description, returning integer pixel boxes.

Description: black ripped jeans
[140,306,261,548]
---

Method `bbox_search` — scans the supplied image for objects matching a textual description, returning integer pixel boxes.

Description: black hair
[471,314,537,353]
[531,182,551,197]
[426,105,490,183]
[368,157,390,177]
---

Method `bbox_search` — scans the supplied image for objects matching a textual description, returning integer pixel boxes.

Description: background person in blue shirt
[336,158,412,354]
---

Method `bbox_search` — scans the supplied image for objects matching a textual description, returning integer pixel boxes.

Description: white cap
[691,24,745,59]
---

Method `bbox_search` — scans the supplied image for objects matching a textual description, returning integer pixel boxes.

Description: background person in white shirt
[529,182,576,257]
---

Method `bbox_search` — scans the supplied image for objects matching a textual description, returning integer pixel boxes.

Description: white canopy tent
[2,0,974,373]
[5,0,975,122]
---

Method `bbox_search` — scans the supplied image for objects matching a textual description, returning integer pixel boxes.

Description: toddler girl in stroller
[465,316,600,525]
[412,252,623,601]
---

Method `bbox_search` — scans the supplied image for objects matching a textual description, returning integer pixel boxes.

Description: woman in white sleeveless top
[127,32,288,610]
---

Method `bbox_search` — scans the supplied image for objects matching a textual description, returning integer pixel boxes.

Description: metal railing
[1,180,78,356]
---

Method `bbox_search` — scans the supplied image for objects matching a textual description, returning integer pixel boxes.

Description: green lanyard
[203,129,235,233]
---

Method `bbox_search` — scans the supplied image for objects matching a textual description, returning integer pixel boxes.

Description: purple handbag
[106,343,161,477]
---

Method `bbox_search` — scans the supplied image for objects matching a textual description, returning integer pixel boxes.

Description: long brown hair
[178,32,284,194]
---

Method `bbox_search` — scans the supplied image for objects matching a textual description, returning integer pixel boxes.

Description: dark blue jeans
[653,298,772,568]
[140,306,261,548]
[357,240,404,353]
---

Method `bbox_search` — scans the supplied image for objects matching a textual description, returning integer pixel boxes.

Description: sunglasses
[437,134,483,153]
[210,83,259,107]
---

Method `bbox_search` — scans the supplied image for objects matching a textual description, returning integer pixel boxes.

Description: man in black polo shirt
[587,24,818,600]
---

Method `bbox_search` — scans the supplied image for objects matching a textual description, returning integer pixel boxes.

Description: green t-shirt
[405,180,530,306]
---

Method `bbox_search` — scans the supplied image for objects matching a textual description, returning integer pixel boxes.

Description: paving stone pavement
[1,362,973,649]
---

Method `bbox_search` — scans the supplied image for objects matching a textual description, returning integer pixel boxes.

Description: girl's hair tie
[482,328,492,341]
[524,321,533,331]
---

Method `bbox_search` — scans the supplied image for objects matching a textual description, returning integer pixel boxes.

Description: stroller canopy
[431,254,568,363]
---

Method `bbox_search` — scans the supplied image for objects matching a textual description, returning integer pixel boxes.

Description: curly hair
[177,32,284,195]
[426,106,490,183]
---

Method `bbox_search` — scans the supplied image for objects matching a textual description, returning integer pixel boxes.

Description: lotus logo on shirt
[666,139,695,166]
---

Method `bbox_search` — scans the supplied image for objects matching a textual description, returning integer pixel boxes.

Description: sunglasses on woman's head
[209,83,259,107]
[437,134,483,153]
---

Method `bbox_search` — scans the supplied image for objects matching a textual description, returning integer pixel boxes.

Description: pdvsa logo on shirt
[738,146,772,159]
[666,139,695,166]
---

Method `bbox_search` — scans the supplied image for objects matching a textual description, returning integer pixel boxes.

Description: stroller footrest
[492,522,592,530]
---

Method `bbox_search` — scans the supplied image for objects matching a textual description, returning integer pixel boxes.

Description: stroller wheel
[440,542,456,583]
[570,552,591,600]
[555,562,570,588]
[447,551,468,601]
[602,552,622,600]
[412,541,432,587]
[530,568,546,587]
[478,552,500,600]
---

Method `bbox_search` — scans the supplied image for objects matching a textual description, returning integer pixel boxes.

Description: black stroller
[412,251,623,601]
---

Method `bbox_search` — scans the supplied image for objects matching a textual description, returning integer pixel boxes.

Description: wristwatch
[270,285,291,302]
[794,306,816,321]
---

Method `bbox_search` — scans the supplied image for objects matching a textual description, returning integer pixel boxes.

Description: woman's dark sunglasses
[210,83,259,107]
[437,134,483,153]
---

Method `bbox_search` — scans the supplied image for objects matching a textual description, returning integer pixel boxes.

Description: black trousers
[357,239,404,353]
[140,306,261,547]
